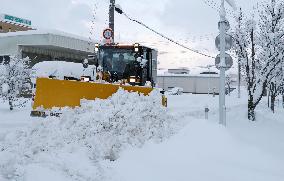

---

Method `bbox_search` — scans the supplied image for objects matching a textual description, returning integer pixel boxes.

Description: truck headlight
[81,76,90,82]
[134,43,139,52]
[95,43,99,52]
[129,76,136,83]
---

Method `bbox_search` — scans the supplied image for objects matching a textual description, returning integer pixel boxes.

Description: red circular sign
[103,28,113,39]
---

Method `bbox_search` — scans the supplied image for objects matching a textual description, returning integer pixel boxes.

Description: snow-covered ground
[1,88,284,181]
[112,93,284,181]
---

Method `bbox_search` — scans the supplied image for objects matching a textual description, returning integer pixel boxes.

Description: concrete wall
[157,75,220,94]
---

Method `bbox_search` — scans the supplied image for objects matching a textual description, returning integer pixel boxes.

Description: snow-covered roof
[0,29,96,42]
[158,67,220,77]
[0,29,97,56]
[158,66,238,77]
[158,73,220,78]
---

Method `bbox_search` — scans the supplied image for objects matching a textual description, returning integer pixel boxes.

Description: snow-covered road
[0,102,34,141]
[0,90,284,181]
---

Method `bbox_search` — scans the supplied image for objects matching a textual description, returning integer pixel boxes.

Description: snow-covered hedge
[0,89,176,180]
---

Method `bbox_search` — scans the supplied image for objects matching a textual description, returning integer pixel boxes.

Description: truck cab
[94,43,157,87]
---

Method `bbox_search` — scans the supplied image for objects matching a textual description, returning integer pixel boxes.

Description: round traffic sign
[218,20,230,32]
[103,28,113,39]
[215,34,233,51]
[215,53,233,71]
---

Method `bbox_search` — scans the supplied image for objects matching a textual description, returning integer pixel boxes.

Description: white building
[157,68,220,94]
[0,29,96,66]
[157,74,220,94]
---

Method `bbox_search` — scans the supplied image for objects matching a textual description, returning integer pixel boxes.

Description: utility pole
[109,0,115,42]
[219,0,227,126]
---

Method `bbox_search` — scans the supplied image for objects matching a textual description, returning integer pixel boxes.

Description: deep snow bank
[0,89,176,181]
[110,107,284,181]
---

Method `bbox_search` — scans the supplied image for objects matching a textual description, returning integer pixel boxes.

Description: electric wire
[121,13,215,59]
[203,0,236,18]
[87,2,98,53]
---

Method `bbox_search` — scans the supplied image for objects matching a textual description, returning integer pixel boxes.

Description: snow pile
[0,89,176,180]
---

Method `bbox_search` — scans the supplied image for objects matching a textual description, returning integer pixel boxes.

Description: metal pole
[109,0,115,42]
[219,0,226,126]
[207,66,210,96]
[223,105,226,126]
[205,106,209,120]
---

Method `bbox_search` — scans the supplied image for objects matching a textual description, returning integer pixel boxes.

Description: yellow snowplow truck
[31,43,167,117]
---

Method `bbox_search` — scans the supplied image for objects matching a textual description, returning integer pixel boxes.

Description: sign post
[103,28,114,45]
[217,0,232,126]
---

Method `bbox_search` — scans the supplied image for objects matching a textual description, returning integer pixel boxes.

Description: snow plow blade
[32,78,160,113]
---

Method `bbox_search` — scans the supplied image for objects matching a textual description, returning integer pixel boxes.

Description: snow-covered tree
[234,1,284,120]
[258,0,284,113]
[234,14,262,121]
[0,56,31,110]
[267,67,284,112]
[279,80,284,108]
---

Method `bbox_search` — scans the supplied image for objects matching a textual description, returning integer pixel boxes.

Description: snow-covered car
[166,87,183,95]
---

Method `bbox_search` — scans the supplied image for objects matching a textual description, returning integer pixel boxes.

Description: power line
[203,0,236,17]
[87,2,99,53]
[120,13,215,59]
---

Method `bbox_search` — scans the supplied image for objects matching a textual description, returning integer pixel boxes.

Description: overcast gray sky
[1,0,262,69]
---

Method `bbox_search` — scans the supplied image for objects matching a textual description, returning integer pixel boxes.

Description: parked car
[167,87,183,95]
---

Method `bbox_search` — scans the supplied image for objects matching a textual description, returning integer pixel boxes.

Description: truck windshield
[99,48,136,73]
